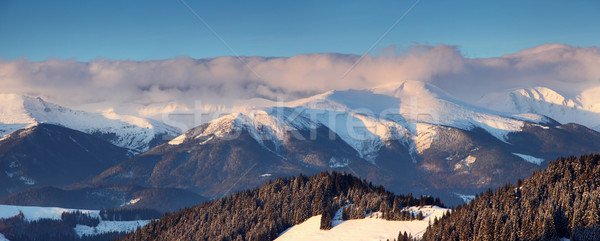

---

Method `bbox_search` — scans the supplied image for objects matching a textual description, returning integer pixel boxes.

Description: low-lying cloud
[0,44,599,120]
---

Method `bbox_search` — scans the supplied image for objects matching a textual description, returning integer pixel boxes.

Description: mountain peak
[511,87,578,107]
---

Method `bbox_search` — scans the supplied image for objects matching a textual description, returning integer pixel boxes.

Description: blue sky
[1,0,599,61]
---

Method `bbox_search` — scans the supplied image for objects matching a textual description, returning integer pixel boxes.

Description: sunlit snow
[275,206,448,241]
[513,153,545,165]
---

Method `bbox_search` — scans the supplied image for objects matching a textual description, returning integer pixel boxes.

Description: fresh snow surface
[74,220,151,237]
[0,94,180,152]
[275,206,448,241]
[513,153,545,165]
[191,80,531,164]
[0,233,8,241]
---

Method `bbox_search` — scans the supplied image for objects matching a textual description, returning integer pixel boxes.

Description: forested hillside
[120,172,442,241]
[423,153,600,241]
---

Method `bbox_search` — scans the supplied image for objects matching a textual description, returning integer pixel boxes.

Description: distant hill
[0,124,130,197]
[0,184,206,213]
[423,153,600,240]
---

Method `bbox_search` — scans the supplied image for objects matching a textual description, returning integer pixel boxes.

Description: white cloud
[0,44,598,122]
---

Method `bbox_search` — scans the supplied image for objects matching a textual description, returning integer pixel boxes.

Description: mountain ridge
[0,94,180,153]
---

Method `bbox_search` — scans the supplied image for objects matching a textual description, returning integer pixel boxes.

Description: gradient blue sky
[1,0,599,61]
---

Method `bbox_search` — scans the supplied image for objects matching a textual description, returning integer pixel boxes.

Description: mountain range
[83,81,600,205]
[2,80,600,208]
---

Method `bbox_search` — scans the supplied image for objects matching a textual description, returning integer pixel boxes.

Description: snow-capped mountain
[91,80,600,205]
[0,94,181,153]
[170,80,540,164]
[478,87,600,131]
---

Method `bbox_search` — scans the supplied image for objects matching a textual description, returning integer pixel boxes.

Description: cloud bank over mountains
[0,44,599,119]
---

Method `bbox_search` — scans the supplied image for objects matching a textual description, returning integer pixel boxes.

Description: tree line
[422,153,600,241]
[0,208,159,241]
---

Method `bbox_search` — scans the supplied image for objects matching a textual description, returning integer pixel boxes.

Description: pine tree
[320,211,332,230]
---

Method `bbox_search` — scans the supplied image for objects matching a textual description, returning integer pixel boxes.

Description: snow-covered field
[0,204,151,238]
[0,204,97,221]
[276,206,448,241]
[74,220,151,237]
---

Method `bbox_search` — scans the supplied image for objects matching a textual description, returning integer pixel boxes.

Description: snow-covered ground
[275,206,448,241]
[0,204,151,238]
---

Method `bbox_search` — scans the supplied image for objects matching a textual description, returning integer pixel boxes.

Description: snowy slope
[178,80,535,164]
[479,87,600,131]
[276,206,448,241]
[0,204,151,237]
[0,94,180,152]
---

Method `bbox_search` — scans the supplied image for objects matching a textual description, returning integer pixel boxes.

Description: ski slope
[276,206,448,241]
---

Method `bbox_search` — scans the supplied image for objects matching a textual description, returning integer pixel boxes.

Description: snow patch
[121,198,141,207]
[0,233,8,241]
[513,153,545,165]
[454,193,476,203]
[18,176,35,185]
[168,134,186,145]
[454,155,477,173]
[198,136,214,145]
[328,157,350,168]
